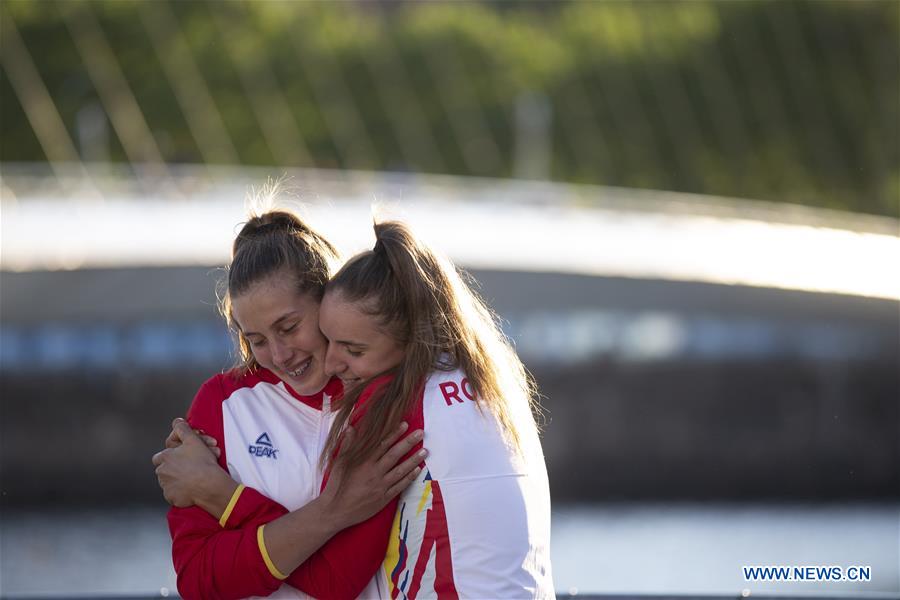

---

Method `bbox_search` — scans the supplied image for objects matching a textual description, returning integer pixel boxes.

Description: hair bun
[243,211,299,237]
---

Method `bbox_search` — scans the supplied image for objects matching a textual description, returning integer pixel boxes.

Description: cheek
[296,324,327,354]
[345,357,366,377]
[383,344,406,370]
[250,345,270,366]
[359,356,387,378]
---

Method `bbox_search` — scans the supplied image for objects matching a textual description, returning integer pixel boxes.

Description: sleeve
[168,374,402,600]
[214,485,399,600]
[168,375,287,600]
[168,504,285,600]
[285,497,399,599]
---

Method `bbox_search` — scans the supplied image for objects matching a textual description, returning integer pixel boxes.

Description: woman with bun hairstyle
[152,202,427,600]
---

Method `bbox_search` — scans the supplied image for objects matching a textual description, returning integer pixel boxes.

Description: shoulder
[187,368,273,422]
[216,367,278,397]
[419,367,520,478]
[422,367,478,410]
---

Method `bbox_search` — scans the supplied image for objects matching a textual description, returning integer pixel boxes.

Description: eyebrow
[335,339,368,348]
[240,311,302,337]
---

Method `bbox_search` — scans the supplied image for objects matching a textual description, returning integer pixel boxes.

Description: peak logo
[249,432,278,459]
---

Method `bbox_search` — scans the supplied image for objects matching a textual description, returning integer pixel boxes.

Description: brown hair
[221,203,337,373]
[322,220,539,472]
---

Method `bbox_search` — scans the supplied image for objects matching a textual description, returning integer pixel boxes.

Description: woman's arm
[160,427,423,600]
[155,407,424,599]
[165,489,361,600]
[154,418,421,525]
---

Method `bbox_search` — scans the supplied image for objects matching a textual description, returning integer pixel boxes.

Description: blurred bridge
[1,165,897,505]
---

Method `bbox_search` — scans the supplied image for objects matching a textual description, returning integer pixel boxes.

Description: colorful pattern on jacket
[371,367,553,599]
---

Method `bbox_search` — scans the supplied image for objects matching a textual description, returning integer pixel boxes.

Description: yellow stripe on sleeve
[218,483,245,528]
[257,525,287,581]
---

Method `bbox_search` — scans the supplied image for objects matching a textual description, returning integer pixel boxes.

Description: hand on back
[319,421,427,529]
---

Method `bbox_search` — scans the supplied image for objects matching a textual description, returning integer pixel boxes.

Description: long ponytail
[322,221,539,472]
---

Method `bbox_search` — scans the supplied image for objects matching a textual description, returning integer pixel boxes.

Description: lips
[285,357,312,378]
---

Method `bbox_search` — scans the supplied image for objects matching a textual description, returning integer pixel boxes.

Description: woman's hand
[152,419,235,512]
[319,422,427,529]
[164,418,220,457]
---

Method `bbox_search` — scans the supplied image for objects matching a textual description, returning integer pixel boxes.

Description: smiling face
[230,271,330,396]
[319,291,407,390]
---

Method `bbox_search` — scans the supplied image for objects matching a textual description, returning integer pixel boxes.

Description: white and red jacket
[169,366,552,599]
[169,368,396,600]
[367,368,554,599]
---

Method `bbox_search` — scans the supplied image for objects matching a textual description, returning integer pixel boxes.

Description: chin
[293,375,329,395]
[340,378,363,392]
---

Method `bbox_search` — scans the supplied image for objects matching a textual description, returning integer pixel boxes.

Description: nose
[270,339,293,369]
[323,342,345,377]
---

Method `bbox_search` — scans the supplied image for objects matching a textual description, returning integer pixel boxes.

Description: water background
[1,503,897,597]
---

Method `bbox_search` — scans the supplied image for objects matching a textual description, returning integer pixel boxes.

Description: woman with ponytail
[216,220,554,597]
[152,200,427,600]
[319,221,554,598]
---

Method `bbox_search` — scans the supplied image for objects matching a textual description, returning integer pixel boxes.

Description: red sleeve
[168,505,283,600]
[168,375,285,600]
[169,373,406,600]
[286,497,400,599]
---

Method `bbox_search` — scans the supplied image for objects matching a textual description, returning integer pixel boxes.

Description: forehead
[319,294,383,340]
[231,275,318,331]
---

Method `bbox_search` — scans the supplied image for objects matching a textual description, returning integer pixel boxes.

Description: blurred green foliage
[1,0,897,217]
